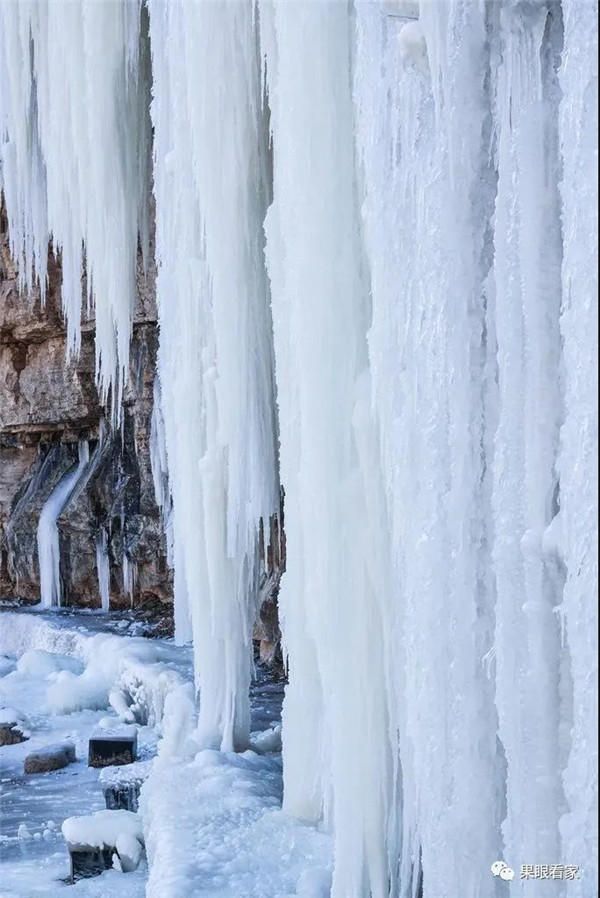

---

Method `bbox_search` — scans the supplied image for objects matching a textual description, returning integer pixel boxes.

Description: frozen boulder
[24,741,76,774]
[0,708,30,746]
[62,809,144,881]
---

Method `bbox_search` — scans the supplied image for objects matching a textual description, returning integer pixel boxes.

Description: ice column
[353,2,502,895]
[491,3,566,885]
[557,2,598,892]
[262,3,398,895]
[38,442,90,608]
[148,0,279,751]
[96,530,111,613]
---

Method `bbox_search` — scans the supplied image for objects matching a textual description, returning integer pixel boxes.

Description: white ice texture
[0,1,597,897]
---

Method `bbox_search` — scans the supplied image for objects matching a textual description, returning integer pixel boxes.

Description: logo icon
[492,860,515,881]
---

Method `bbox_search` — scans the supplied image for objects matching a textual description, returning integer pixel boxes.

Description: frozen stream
[0,608,287,898]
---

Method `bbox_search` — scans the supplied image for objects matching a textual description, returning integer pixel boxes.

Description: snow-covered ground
[0,609,332,897]
[0,608,181,897]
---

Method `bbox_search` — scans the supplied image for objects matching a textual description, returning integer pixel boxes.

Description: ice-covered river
[0,608,288,898]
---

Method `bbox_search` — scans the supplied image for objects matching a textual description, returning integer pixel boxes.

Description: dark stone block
[88,733,137,768]
[69,847,114,882]
[103,783,141,812]
[99,759,150,812]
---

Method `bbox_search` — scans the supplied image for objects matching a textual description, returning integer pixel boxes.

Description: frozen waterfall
[37,442,90,608]
[0,1,597,896]
[96,529,111,613]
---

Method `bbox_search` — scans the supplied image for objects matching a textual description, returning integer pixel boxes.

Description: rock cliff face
[0,209,283,656]
[0,209,172,623]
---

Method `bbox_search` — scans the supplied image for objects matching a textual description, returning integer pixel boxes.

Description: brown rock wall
[0,206,172,623]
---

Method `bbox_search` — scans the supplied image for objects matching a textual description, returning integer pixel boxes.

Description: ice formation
[37,441,89,608]
[96,529,111,613]
[147,0,280,751]
[0,1,597,896]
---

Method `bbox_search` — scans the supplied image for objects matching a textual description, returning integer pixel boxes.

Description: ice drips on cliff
[38,442,90,608]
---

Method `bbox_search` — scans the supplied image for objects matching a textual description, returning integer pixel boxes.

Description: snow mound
[0,706,29,729]
[115,832,144,872]
[99,760,152,789]
[47,669,110,714]
[62,809,144,851]
[17,648,83,677]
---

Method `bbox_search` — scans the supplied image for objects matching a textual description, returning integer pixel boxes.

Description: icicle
[122,553,137,607]
[352,1,503,893]
[0,0,152,416]
[262,4,399,894]
[147,0,279,750]
[37,441,89,608]
[556,2,598,892]
[0,2,49,301]
[491,2,566,883]
[96,529,110,613]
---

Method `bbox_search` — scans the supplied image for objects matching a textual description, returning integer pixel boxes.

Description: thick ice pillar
[491,4,566,887]
[557,2,598,893]
[148,0,279,751]
[354,2,501,895]
[262,3,398,895]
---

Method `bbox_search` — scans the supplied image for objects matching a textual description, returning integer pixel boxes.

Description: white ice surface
[1,611,331,898]
[0,610,184,897]
[142,749,332,898]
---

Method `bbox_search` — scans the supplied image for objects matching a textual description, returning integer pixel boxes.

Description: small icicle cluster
[0,0,151,412]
